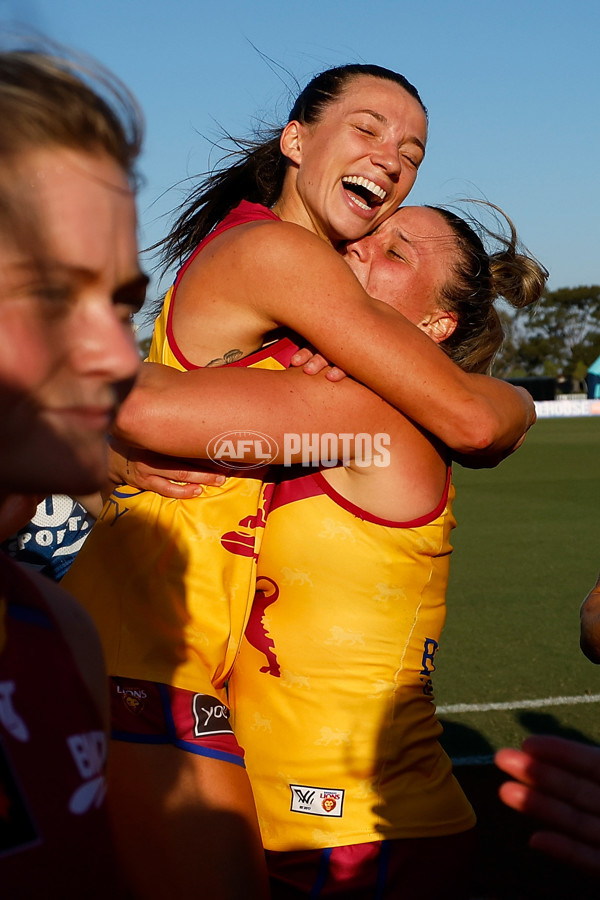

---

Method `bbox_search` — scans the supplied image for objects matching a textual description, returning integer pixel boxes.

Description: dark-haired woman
[66,63,537,898]
[113,202,546,898]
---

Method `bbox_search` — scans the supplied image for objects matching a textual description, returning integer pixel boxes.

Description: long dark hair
[155,64,426,276]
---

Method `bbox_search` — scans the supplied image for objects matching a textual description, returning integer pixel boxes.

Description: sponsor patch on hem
[290,783,344,817]
[192,694,234,737]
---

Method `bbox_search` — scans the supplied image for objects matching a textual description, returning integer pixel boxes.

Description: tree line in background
[493,285,600,385]
[138,285,600,387]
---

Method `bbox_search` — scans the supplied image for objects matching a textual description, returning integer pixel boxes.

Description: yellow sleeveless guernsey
[64,202,297,701]
[229,469,475,850]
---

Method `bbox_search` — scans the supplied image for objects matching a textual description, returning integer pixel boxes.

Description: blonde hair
[0,47,142,181]
[429,202,548,374]
[0,44,143,261]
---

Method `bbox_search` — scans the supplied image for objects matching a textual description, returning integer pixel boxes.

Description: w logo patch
[290,783,344,817]
[293,787,315,805]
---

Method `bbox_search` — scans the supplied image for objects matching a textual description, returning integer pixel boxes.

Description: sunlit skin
[166,71,531,458]
[0,148,146,497]
[273,75,428,245]
[342,205,458,328]
[105,202,477,896]
[296,205,457,379]
[109,205,463,515]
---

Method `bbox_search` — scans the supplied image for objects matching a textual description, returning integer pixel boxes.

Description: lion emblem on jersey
[122,693,144,715]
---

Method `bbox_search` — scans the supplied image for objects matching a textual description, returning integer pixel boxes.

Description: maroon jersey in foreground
[0,553,125,897]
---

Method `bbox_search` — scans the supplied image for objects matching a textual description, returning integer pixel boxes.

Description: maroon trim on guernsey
[165,201,280,370]
[268,471,326,513]
[270,467,452,528]
[226,336,299,370]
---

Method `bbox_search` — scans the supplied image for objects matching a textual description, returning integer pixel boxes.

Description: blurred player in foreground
[0,44,144,895]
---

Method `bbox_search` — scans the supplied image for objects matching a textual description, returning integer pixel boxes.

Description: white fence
[534,399,600,418]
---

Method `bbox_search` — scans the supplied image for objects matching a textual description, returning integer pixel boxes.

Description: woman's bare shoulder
[206,216,337,261]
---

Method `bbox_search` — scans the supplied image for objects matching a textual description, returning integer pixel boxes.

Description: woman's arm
[115,362,403,460]
[173,221,534,455]
[113,360,450,521]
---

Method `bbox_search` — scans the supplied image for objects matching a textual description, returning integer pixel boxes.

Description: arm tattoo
[205,349,244,367]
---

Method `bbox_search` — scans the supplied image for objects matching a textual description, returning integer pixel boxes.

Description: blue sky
[2,0,599,328]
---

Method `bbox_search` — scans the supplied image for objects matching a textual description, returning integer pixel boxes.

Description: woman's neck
[272,185,335,248]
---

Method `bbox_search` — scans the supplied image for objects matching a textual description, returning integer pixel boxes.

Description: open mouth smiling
[341,176,388,211]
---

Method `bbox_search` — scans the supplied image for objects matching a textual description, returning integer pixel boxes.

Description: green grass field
[433,417,600,897]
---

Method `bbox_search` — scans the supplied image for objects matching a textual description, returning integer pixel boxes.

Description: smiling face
[0,147,146,496]
[276,75,428,245]
[342,206,459,340]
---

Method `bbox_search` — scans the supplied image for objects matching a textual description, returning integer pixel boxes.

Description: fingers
[139,476,204,499]
[290,346,331,372]
[325,366,347,381]
[498,781,600,875]
[495,747,529,781]
[521,735,600,783]
[151,469,227,487]
[130,467,228,496]
[287,347,348,379]
[496,742,600,815]
[290,348,314,367]
[496,739,600,874]
[116,457,228,496]
[497,778,584,834]
[291,347,343,376]
[302,353,331,375]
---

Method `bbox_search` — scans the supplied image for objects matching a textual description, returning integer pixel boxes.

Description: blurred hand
[496,735,600,874]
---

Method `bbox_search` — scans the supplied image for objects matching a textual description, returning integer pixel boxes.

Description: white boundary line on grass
[439,693,600,766]
[437,692,600,715]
